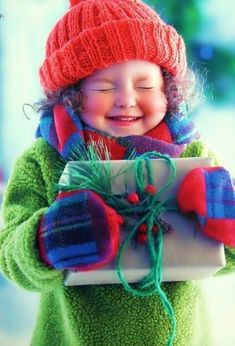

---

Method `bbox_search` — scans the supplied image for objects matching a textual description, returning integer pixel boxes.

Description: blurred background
[0,0,234,345]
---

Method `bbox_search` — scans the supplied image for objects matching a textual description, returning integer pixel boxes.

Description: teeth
[110,117,139,121]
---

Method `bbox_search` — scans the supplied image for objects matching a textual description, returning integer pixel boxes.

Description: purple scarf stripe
[121,136,185,158]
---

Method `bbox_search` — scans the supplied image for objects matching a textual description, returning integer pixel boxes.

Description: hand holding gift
[177,167,235,246]
[38,189,123,271]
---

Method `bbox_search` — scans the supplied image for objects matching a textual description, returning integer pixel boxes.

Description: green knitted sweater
[0,138,235,346]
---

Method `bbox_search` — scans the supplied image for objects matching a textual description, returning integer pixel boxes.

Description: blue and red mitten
[177,167,235,246]
[38,189,123,271]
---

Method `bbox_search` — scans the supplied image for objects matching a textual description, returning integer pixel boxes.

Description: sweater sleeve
[181,140,235,275]
[0,139,64,291]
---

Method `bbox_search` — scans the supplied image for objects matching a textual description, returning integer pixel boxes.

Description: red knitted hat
[39,0,187,92]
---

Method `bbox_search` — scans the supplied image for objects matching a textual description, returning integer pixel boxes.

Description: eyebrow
[135,76,151,82]
[90,76,153,84]
[91,78,114,84]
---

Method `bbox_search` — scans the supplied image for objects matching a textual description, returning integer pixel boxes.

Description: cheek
[82,95,112,115]
[140,94,167,116]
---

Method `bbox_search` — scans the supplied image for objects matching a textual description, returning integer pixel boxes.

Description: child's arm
[0,142,63,291]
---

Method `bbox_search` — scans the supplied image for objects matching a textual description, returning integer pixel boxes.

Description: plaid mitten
[177,167,235,246]
[38,190,123,271]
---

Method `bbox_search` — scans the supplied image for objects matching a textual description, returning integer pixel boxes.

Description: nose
[115,88,136,108]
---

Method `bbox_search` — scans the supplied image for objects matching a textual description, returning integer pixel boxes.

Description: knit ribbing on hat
[39,0,187,92]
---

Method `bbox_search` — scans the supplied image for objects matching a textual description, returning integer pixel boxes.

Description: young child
[1,0,235,345]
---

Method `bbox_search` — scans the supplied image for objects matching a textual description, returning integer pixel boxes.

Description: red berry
[139,223,148,233]
[152,225,158,234]
[137,233,147,244]
[145,184,157,195]
[127,192,140,204]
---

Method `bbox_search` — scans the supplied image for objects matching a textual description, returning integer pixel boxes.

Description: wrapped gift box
[60,157,226,286]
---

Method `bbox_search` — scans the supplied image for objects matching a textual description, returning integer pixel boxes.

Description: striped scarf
[36,104,199,161]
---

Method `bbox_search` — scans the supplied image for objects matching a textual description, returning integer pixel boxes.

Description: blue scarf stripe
[165,114,199,144]
[61,133,85,159]
[66,105,84,130]
[38,112,59,151]
[39,116,52,142]
[175,127,199,144]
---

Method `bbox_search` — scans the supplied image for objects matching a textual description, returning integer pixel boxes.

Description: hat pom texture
[40,0,187,92]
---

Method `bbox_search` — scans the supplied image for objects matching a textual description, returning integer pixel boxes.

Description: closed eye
[91,88,115,92]
[135,86,156,90]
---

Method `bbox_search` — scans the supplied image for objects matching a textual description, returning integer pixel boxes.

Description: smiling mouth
[107,116,143,122]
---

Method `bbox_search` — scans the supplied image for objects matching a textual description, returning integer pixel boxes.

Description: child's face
[80,60,167,137]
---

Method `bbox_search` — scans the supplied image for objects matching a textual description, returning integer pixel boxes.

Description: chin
[109,130,141,137]
[108,127,147,137]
